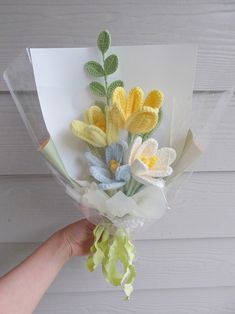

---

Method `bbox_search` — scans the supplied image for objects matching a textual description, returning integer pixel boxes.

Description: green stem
[125,177,137,196]
[124,177,143,197]
[128,133,136,146]
[102,53,110,106]
[132,181,143,195]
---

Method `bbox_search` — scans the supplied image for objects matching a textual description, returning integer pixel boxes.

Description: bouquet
[4,30,233,299]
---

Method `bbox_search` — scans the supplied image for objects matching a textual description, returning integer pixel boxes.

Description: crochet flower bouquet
[6,30,230,299]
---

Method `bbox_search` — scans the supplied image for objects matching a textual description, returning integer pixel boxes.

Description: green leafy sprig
[85,30,124,106]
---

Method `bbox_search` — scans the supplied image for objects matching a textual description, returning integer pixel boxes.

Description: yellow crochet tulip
[71,105,119,147]
[111,87,163,134]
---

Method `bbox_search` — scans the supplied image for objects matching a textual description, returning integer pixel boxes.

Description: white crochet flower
[128,136,176,187]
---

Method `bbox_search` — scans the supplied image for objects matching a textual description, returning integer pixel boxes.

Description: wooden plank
[1,238,235,293]
[0,172,234,242]
[0,92,234,174]
[1,0,235,91]
[36,287,235,314]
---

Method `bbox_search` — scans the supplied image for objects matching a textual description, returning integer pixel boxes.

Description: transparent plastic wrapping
[4,45,235,299]
[166,62,235,208]
[4,48,235,230]
[3,50,77,189]
[3,50,48,147]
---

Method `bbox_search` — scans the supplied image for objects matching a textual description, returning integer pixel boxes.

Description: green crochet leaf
[97,30,111,54]
[85,61,105,77]
[107,80,124,98]
[104,55,118,75]
[89,81,106,97]
[86,224,136,299]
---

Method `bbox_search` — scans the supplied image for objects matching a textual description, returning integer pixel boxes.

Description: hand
[0,219,96,314]
[59,219,95,258]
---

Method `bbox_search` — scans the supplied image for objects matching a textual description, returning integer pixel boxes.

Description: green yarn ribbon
[86,224,136,300]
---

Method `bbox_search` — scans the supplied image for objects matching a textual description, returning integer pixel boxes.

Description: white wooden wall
[0,1,235,313]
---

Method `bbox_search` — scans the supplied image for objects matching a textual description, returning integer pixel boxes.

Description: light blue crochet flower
[85,141,131,190]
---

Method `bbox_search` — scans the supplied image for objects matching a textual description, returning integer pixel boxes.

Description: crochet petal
[110,103,126,129]
[128,136,142,165]
[115,165,131,182]
[84,106,106,132]
[84,125,107,147]
[144,90,164,109]
[112,87,127,111]
[111,87,126,128]
[114,142,125,162]
[99,181,126,190]
[90,166,113,183]
[147,166,173,177]
[71,120,107,147]
[131,158,148,175]
[156,148,176,166]
[71,120,87,138]
[135,138,158,159]
[105,142,125,164]
[105,144,115,164]
[126,106,158,134]
[106,106,119,145]
[133,174,165,187]
[126,87,144,117]
[85,152,106,168]
[118,140,128,163]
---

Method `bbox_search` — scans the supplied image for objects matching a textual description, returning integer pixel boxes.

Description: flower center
[109,159,119,173]
[141,155,158,169]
